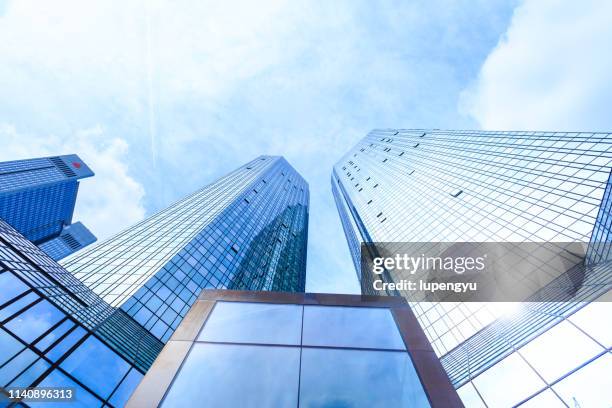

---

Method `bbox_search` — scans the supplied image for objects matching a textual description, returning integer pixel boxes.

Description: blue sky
[1,0,611,293]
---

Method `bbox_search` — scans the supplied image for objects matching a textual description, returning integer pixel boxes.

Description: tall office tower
[64,156,309,343]
[0,154,97,256]
[0,219,163,407]
[38,222,97,261]
[333,129,612,407]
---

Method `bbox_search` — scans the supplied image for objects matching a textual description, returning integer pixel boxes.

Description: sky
[1,0,611,293]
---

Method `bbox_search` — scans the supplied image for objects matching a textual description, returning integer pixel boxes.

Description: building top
[0,154,94,194]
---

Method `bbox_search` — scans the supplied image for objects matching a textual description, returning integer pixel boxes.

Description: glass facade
[332,129,612,407]
[38,222,97,261]
[0,155,94,246]
[160,300,430,408]
[0,219,162,407]
[63,156,308,343]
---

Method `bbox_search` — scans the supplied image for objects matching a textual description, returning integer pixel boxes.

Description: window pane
[27,369,101,408]
[109,368,143,408]
[162,343,300,408]
[553,353,612,408]
[302,306,405,350]
[299,348,430,408]
[4,300,64,343]
[472,352,546,407]
[60,335,130,399]
[198,301,302,345]
[518,389,565,408]
[0,271,28,305]
[518,321,603,382]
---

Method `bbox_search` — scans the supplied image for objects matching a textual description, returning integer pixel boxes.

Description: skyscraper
[38,222,97,261]
[63,156,309,343]
[0,218,162,407]
[332,129,612,407]
[0,154,96,257]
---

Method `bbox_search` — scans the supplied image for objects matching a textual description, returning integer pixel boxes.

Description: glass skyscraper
[0,218,162,407]
[333,129,612,407]
[63,156,309,343]
[38,222,97,261]
[0,154,96,258]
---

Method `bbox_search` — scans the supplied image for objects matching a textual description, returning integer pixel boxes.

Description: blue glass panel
[162,343,300,408]
[46,327,86,362]
[0,328,25,366]
[9,358,50,387]
[0,292,39,321]
[0,272,28,305]
[302,306,406,350]
[60,335,130,399]
[198,301,302,345]
[108,368,143,408]
[33,319,74,351]
[299,348,430,408]
[4,300,64,343]
[27,369,102,408]
[0,349,37,387]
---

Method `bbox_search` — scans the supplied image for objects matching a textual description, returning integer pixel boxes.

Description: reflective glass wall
[0,220,159,407]
[332,129,612,407]
[127,290,461,408]
[64,156,309,343]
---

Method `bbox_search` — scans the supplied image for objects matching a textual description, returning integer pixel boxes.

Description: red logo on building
[72,162,82,169]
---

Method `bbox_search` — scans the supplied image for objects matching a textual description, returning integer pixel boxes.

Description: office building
[126,289,462,408]
[0,154,97,257]
[332,129,612,407]
[0,219,162,407]
[63,156,309,343]
[38,222,97,261]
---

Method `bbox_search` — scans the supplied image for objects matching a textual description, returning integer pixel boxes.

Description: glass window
[0,349,37,387]
[60,335,130,399]
[46,326,86,362]
[457,382,486,408]
[302,306,405,350]
[9,358,50,387]
[518,389,565,407]
[553,353,612,408]
[299,348,430,408]
[568,300,612,349]
[4,300,64,343]
[518,321,603,382]
[198,302,302,345]
[109,368,144,408]
[27,369,102,408]
[0,328,25,366]
[162,343,300,408]
[0,272,28,305]
[472,352,546,407]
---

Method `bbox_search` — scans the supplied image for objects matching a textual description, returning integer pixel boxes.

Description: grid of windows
[38,222,97,261]
[161,301,430,408]
[0,220,162,407]
[0,155,94,245]
[64,156,309,342]
[332,129,612,407]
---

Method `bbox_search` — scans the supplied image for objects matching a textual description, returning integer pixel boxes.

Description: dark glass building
[0,154,97,258]
[332,129,612,407]
[63,156,309,343]
[0,219,162,407]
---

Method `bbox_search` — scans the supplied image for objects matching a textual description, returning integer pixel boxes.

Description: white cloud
[462,0,612,131]
[0,124,146,240]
